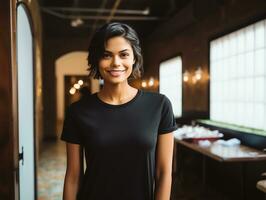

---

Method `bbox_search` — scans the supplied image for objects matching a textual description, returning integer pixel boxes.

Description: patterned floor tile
[37,140,66,200]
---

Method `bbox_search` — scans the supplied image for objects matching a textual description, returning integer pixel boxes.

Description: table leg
[202,155,206,187]
[240,162,246,200]
[201,155,208,197]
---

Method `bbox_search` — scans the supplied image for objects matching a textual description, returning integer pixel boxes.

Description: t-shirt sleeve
[158,95,178,134]
[61,105,82,144]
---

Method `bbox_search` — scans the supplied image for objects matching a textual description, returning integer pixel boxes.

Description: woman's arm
[63,143,82,200]
[155,132,174,200]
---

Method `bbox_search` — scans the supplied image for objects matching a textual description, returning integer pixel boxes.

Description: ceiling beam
[41,7,161,21]
[106,0,121,23]
[41,7,150,15]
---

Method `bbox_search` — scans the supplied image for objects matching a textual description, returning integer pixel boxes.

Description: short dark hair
[87,22,143,79]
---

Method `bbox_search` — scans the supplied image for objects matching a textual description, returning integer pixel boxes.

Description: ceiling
[38,0,191,40]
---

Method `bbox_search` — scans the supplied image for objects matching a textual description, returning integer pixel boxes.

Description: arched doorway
[55,51,100,135]
[17,3,35,200]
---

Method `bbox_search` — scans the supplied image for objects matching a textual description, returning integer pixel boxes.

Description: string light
[69,87,76,95]
[78,80,84,85]
[74,83,80,89]
[69,79,85,95]
[71,17,84,27]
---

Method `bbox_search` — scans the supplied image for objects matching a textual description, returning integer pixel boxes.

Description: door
[17,4,35,200]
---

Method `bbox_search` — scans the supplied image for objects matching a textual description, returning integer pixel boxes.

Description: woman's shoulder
[141,90,166,100]
[140,91,173,108]
[67,93,97,111]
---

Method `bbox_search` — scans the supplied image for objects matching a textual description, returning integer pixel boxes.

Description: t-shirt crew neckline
[94,89,142,108]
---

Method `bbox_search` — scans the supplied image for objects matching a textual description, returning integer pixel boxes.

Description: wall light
[183,66,204,84]
[148,77,154,87]
[141,80,147,88]
[140,76,158,89]
[183,70,190,82]
[194,67,202,81]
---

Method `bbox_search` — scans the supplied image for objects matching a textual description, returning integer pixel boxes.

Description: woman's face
[98,36,135,85]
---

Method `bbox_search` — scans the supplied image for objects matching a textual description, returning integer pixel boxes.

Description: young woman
[61,22,177,200]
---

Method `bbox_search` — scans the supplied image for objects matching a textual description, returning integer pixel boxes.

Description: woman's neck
[97,82,138,104]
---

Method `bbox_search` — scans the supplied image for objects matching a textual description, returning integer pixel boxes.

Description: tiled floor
[37,140,66,200]
[37,141,226,200]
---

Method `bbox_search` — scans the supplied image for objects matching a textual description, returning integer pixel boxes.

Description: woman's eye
[120,53,129,58]
[103,54,111,59]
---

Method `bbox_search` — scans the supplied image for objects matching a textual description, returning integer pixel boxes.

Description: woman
[61,22,177,200]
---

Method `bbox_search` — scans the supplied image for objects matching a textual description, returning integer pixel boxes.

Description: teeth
[108,69,125,77]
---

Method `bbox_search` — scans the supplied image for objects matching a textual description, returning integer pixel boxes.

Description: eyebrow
[104,49,130,53]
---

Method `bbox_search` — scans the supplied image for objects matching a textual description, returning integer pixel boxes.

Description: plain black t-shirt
[61,89,177,200]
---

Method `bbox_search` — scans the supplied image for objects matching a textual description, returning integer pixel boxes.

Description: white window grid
[210,19,266,131]
[159,56,182,118]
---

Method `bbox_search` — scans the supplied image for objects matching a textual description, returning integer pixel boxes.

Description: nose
[112,55,121,67]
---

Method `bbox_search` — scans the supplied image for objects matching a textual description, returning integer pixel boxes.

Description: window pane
[245,25,255,51]
[210,18,266,132]
[255,21,265,48]
[159,56,182,117]
[254,49,265,75]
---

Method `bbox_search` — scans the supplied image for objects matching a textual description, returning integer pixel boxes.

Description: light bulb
[148,77,154,87]
[74,83,80,89]
[69,87,76,95]
[183,70,190,82]
[78,80,84,85]
[195,67,202,80]
[141,81,147,88]
[183,76,189,82]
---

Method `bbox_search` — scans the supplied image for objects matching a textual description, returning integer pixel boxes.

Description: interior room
[1,0,266,199]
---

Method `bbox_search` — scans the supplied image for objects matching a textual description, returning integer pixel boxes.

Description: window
[159,56,182,117]
[210,19,266,134]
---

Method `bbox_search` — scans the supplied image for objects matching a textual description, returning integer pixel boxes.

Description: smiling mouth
[107,69,126,77]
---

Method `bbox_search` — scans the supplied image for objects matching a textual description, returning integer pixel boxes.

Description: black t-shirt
[61,89,177,200]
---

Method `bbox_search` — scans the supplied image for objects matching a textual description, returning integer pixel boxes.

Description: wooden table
[174,137,266,199]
